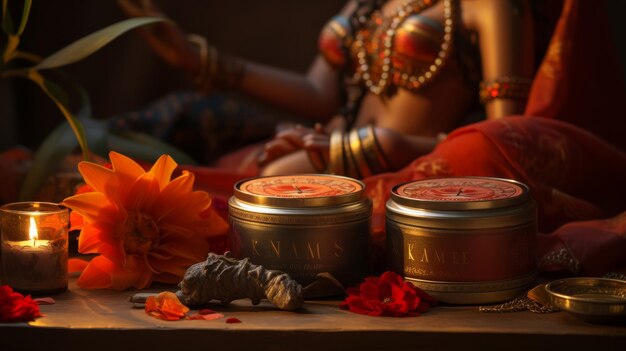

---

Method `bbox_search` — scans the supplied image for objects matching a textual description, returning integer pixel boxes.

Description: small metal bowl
[545,277,626,323]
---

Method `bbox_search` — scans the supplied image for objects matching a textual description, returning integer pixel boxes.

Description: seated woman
[117,0,535,176]
[118,0,626,278]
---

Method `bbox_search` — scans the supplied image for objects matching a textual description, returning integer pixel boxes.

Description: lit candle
[0,202,69,295]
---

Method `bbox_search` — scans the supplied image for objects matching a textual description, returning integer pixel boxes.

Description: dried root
[176,251,304,310]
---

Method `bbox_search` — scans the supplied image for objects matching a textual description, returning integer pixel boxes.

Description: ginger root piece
[176,251,304,310]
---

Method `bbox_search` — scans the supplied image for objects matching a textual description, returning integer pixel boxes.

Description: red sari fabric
[190,0,626,277]
[363,0,626,276]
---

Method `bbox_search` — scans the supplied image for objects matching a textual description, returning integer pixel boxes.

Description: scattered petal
[144,291,189,321]
[33,297,55,305]
[226,317,242,324]
[187,312,224,321]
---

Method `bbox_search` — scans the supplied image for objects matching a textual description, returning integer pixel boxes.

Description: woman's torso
[320,0,484,137]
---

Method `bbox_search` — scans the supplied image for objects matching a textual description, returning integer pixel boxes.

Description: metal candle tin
[386,176,537,304]
[229,174,371,293]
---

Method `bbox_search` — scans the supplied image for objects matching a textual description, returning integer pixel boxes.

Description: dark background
[1,0,625,152]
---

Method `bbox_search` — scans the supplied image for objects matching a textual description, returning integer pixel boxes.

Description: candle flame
[29,217,38,242]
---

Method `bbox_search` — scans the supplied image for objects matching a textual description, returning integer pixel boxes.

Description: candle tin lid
[387,177,535,229]
[234,174,364,207]
[230,174,370,225]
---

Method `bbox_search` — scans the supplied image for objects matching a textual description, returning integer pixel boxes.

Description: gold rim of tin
[233,174,364,207]
[545,277,626,318]
[229,197,372,225]
[386,199,536,229]
[390,176,530,211]
[405,272,537,304]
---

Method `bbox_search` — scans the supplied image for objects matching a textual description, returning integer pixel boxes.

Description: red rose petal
[199,309,217,315]
[226,317,242,324]
[187,312,224,321]
[339,271,437,318]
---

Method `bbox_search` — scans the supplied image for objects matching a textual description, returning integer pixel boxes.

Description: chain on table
[478,295,558,314]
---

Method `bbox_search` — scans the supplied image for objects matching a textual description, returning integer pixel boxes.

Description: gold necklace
[353,0,455,95]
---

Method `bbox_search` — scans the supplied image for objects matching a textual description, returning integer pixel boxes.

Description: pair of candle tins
[0,202,69,295]
[229,175,537,303]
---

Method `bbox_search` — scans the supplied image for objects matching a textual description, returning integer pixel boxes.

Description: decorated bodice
[319,0,478,97]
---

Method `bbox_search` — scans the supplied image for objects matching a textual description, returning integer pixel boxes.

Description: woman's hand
[118,0,201,76]
[258,123,329,168]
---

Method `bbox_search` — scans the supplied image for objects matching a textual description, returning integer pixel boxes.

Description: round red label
[239,175,362,198]
[396,177,524,202]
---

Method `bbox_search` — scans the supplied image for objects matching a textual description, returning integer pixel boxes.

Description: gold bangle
[368,125,390,171]
[187,34,209,86]
[343,132,361,179]
[349,129,372,178]
[327,128,345,175]
[357,125,390,175]
[479,76,532,104]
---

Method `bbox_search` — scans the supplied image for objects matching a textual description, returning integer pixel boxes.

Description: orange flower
[62,152,228,290]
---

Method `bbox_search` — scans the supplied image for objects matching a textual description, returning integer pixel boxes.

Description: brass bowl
[545,277,626,323]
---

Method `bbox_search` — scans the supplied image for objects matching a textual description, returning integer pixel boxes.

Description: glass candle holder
[0,202,69,295]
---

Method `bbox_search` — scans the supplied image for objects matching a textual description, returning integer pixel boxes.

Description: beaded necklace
[353,0,456,96]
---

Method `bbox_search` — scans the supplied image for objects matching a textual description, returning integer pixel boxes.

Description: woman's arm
[118,0,348,122]
[471,0,535,119]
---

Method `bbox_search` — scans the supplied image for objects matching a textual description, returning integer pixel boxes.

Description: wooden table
[1,278,624,351]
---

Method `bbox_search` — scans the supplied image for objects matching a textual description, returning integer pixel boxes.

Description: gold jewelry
[358,125,390,174]
[349,129,372,178]
[353,0,455,96]
[188,34,247,92]
[187,34,208,86]
[343,132,361,179]
[327,128,346,175]
[479,76,532,104]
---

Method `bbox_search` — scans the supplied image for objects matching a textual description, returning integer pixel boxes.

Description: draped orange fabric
[190,0,626,277]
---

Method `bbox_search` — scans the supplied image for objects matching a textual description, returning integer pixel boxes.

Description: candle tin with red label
[386,176,537,304]
[229,174,371,296]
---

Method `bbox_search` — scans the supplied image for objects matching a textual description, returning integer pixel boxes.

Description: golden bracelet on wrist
[187,34,247,92]
[187,34,208,86]
[326,125,390,179]
[479,76,532,104]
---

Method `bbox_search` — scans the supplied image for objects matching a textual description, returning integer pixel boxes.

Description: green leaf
[16,0,31,35]
[33,17,167,71]
[19,122,78,200]
[26,70,91,160]
[108,131,197,165]
[18,71,95,200]
[1,0,14,35]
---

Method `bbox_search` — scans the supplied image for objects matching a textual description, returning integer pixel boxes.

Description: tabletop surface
[1,279,625,351]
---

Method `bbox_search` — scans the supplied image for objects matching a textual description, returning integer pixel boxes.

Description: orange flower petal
[62,192,119,224]
[76,256,115,289]
[69,211,84,231]
[78,161,118,196]
[109,151,145,179]
[68,258,89,273]
[149,154,178,190]
[124,172,160,211]
[110,255,147,291]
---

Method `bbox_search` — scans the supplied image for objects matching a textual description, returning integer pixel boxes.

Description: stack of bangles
[478,76,532,104]
[187,34,247,92]
[309,125,391,179]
